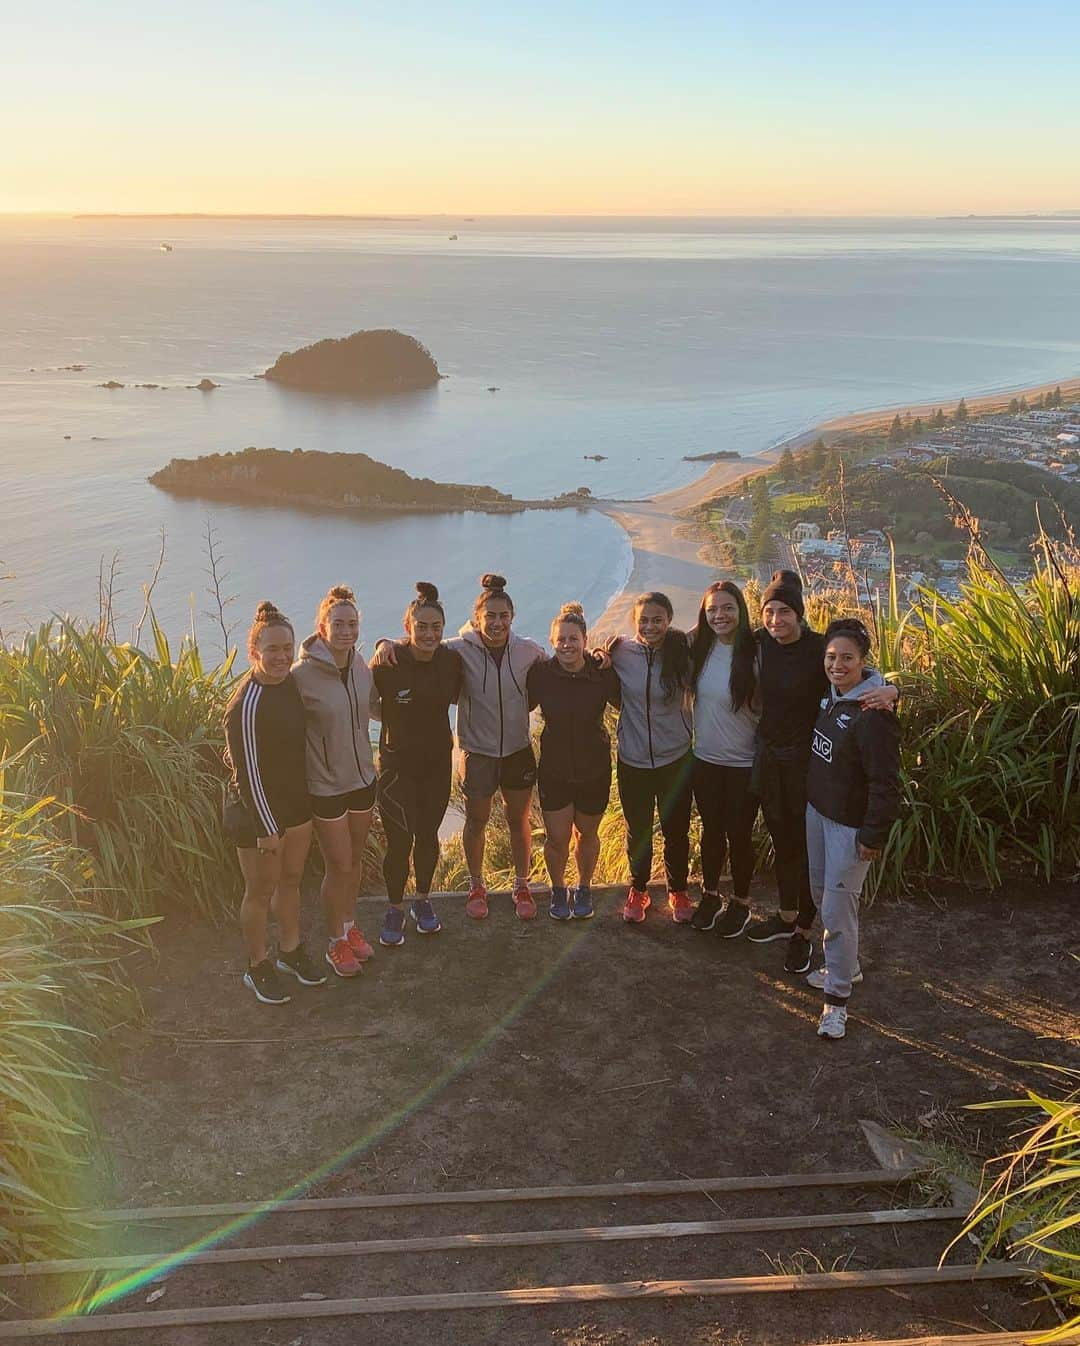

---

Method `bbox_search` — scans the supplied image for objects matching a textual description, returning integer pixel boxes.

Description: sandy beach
[591,373,1080,637]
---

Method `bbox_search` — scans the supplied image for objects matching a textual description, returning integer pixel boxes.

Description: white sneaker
[806,965,863,990]
[817,1005,848,1040]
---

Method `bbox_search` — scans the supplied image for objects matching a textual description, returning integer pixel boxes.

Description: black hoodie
[806,672,902,849]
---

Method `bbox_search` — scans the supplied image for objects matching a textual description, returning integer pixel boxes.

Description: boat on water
[159,242,173,252]
[448,234,458,240]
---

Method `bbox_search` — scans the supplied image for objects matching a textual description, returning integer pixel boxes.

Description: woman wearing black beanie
[745,571,896,976]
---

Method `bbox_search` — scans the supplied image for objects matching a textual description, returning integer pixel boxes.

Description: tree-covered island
[149,447,595,514]
[263,330,440,394]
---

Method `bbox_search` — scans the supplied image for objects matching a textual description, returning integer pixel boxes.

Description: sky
[4,0,1080,216]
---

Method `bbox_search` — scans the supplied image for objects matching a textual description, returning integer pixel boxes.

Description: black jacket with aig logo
[806,672,901,849]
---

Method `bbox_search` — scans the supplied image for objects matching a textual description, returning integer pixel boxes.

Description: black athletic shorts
[223,792,310,850]
[538,769,611,817]
[460,745,537,800]
[310,783,377,820]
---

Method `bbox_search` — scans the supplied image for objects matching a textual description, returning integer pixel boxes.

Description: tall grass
[0,618,239,921]
[953,1069,1080,1340]
[0,789,152,1264]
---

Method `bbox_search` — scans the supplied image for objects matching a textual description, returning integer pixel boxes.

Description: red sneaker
[622,887,651,923]
[325,937,362,978]
[669,890,694,924]
[513,884,537,920]
[345,926,374,962]
[465,884,489,920]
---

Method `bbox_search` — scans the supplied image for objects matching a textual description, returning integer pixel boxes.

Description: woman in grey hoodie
[292,584,381,980]
[608,592,694,924]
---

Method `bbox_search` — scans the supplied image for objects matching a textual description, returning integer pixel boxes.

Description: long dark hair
[689,581,756,711]
[633,591,689,702]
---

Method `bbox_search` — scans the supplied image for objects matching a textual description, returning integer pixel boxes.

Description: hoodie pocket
[321,737,332,771]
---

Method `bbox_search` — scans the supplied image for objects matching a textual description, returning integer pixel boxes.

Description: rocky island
[149,447,595,516]
[263,329,440,395]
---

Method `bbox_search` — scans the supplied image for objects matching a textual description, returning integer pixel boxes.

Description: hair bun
[328,584,356,604]
[559,601,585,618]
[415,581,440,603]
[479,572,506,591]
[255,600,285,621]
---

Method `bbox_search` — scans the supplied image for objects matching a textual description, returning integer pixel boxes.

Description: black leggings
[757,750,816,928]
[691,759,758,897]
[616,752,693,891]
[378,758,452,904]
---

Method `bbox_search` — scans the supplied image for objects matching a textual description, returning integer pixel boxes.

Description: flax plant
[950,1069,1080,1341]
[0,790,152,1264]
[0,617,238,920]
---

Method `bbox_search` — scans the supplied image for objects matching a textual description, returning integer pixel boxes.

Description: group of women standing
[223,569,900,1041]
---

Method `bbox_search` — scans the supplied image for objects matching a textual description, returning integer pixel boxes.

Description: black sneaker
[784,932,813,975]
[690,891,724,932]
[746,913,796,943]
[714,901,752,939]
[243,959,291,1004]
[275,946,328,987]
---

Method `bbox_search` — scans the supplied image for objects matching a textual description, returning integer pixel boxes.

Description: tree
[1019,396,1029,413]
[1008,398,1020,414]
[888,414,904,443]
[749,475,773,563]
[912,416,925,437]
[932,408,946,429]
[779,446,797,484]
[955,398,968,422]
[1052,385,1063,407]
[807,438,828,475]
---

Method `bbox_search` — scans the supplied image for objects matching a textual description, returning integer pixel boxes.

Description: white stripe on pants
[805,803,870,1001]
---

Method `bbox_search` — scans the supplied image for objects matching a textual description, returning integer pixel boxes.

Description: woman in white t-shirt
[687,581,761,937]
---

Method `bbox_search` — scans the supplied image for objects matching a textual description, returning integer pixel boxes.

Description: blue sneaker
[549,887,572,920]
[379,905,406,947]
[571,886,594,920]
[409,897,441,934]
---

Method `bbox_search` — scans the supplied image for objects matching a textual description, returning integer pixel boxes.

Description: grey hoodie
[291,635,380,796]
[447,625,545,758]
[610,636,692,769]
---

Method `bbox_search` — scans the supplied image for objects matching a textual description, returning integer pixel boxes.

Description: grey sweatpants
[805,804,871,1002]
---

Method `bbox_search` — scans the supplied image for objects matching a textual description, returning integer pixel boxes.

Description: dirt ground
[7,878,1079,1344]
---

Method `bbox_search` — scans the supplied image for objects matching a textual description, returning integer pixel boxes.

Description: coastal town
[700,394,1080,611]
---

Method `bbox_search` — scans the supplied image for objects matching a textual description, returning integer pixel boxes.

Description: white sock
[514,875,528,890]
[343,919,355,934]
[469,875,484,891]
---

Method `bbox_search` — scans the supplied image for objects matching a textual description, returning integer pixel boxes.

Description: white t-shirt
[692,640,760,768]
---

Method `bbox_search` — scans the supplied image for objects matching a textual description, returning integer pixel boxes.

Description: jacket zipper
[645,648,655,768]
[334,660,366,782]
[494,654,504,758]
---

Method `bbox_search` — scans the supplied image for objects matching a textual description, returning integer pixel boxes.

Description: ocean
[2,214,1078,656]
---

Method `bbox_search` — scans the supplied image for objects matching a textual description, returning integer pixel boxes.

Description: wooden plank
[59,1167,920,1225]
[1,1205,965,1278]
[810,1335,1079,1346]
[0,1262,1028,1338]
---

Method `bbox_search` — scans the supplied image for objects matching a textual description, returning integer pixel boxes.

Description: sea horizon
[2,214,1078,654]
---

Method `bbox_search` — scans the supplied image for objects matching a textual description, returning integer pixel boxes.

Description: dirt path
[11,881,1077,1343]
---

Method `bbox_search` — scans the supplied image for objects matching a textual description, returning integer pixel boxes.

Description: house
[792,521,821,543]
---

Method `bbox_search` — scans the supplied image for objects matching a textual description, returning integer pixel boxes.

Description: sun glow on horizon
[6,1,1080,219]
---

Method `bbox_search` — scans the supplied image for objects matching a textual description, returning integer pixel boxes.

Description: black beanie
[762,569,805,619]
